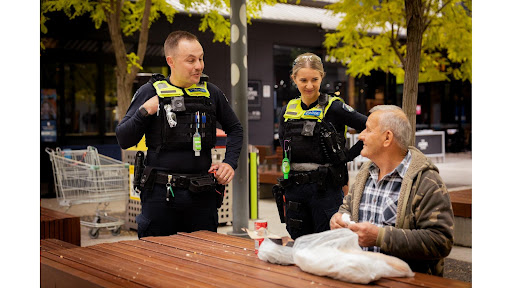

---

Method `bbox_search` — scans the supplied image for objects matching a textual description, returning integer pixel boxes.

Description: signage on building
[415,130,445,162]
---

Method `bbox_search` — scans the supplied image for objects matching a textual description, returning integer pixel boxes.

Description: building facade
[40,6,471,194]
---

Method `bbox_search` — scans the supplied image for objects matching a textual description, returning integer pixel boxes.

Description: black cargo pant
[135,182,218,238]
[284,180,343,240]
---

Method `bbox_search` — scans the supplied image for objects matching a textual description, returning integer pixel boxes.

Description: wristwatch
[138,105,149,117]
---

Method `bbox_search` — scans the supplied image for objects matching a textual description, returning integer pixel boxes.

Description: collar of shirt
[300,99,319,110]
[368,150,412,183]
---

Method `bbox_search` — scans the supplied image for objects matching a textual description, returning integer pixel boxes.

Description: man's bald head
[369,105,412,152]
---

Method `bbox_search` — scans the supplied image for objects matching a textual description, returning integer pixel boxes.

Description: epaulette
[318,93,329,107]
[200,73,209,83]
[149,73,166,84]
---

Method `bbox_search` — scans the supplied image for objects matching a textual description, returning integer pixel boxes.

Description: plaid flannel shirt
[359,151,412,252]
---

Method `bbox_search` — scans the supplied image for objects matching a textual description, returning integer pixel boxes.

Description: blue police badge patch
[304,110,321,116]
[343,103,355,112]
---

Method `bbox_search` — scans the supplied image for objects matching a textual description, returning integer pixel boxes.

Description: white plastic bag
[292,229,414,284]
[257,238,294,265]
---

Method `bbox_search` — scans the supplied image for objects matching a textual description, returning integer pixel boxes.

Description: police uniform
[277,94,367,239]
[116,74,243,238]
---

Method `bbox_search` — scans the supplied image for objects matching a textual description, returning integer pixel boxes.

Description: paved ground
[40,152,472,282]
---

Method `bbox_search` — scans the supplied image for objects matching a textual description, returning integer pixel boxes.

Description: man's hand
[330,212,349,230]
[143,95,159,115]
[209,163,234,185]
[348,222,379,247]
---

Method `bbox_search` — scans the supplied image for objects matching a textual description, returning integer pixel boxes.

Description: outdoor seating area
[40,230,470,287]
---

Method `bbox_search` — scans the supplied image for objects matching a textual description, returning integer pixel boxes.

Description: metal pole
[229,0,249,237]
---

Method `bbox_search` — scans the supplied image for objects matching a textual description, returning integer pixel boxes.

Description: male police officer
[116,31,243,238]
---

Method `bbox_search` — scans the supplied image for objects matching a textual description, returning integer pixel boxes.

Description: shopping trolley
[46,146,129,239]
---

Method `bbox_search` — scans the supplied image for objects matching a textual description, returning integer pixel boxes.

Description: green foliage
[199,10,231,43]
[324,0,472,83]
[126,52,143,73]
[246,0,289,24]
[40,0,284,50]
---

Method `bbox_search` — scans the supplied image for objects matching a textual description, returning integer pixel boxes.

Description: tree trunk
[116,74,133,123]
[104,0,152,120]
[402,0,424,146]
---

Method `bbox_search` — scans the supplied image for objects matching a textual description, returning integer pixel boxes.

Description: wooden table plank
[142,235,376,288]
[40,231,471,288]
[372,277,426,288]
[121,239,359,288]
[41,253,144,288]
[388,273,471,288]
[45,246,212,288]
[90,242,284,288]
[178,230,255,250]
[41,239,79,252]
[192,231,471,288]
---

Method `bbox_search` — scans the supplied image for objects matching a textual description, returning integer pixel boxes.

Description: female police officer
[277,53,367,239]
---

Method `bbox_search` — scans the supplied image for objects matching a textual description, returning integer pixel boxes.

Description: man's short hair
[369,105,412,152]
[164,31,198,57]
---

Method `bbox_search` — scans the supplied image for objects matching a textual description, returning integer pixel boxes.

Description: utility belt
[140,168,216,193]
[272,164,346,223]
[134,160,225,207]
[279,166,329,187]
[272,166,328,224]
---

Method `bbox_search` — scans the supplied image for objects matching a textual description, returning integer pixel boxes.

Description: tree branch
[131,0,152,79]
[105,0,128,82]
[423,0,453,33]
[435,0,452,14]
[390,23,406,67]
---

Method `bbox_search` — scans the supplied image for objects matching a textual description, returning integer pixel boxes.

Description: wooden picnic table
[40,231,470,288]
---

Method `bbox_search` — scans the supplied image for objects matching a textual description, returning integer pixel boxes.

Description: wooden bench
[258,146,283,187]
[264,146,283,170]
[448,188,471,247]
[449,188,471,218]
[40,207,81,247]
[41,230,471,288]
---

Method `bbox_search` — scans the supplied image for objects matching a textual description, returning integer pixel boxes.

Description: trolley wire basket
[46,146,130,238]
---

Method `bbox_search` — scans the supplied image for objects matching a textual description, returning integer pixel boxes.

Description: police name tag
[304,110,321,116]
[187,88,207,93]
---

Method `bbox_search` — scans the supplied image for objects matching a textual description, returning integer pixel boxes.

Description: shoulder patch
[131,89,140,103]
[343,103,355,112]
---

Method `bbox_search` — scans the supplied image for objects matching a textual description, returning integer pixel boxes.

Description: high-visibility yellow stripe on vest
[153,81,210,98]
[284,96,347,136]
[284,96,341,122]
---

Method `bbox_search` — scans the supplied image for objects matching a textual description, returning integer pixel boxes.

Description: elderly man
[330,105,454,276]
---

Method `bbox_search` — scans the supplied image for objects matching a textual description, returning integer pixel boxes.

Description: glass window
[104,65,117,135]
[63,63,98,136]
